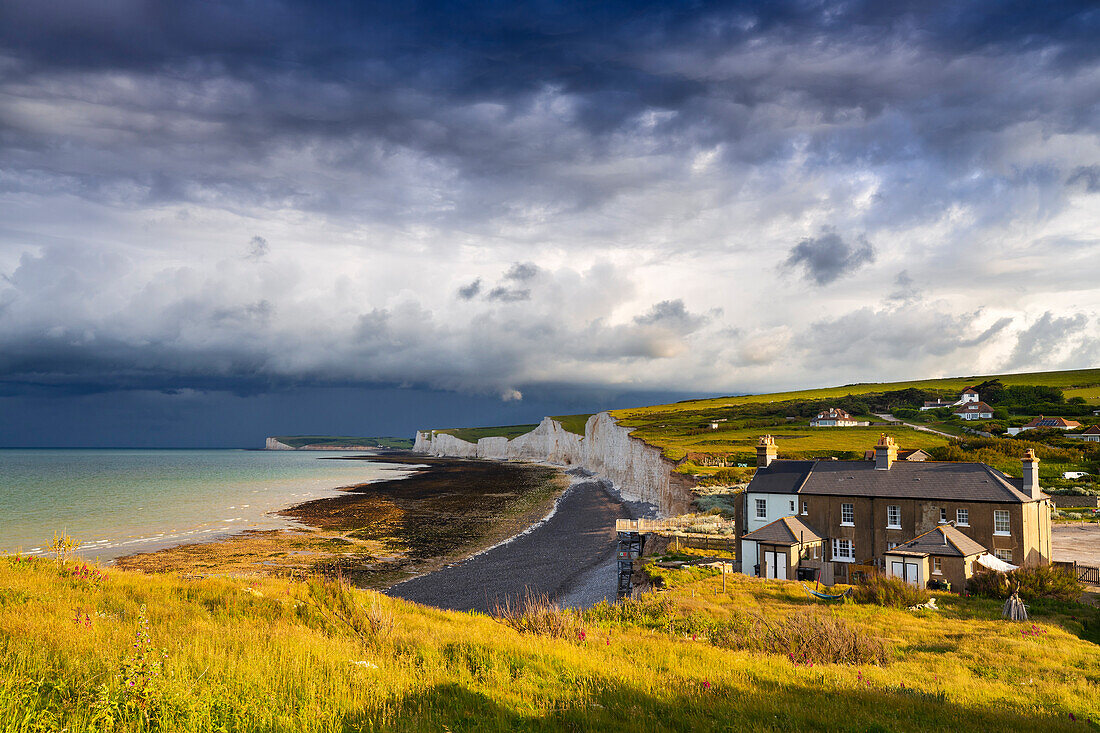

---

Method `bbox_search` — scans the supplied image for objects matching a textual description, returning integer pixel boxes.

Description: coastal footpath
[413,411,694,516]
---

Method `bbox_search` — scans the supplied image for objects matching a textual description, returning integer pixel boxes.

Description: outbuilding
[741,515,825,581]
[883,524,988,589]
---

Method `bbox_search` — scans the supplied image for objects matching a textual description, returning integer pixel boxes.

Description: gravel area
[387,471,636,613]
[1052,523,1100,566]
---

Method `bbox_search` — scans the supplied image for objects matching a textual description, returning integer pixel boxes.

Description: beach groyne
[413,412,694,516]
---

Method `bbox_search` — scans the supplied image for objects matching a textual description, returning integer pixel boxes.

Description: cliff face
[265,438,295,450]
[413,412,693,516]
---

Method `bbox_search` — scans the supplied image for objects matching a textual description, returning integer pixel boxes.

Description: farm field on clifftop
[3,556,1098,731]
[609,367,1100,472]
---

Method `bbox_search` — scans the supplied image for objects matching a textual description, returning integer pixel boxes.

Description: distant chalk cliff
[413,412,694,516]
[266,437,295,450]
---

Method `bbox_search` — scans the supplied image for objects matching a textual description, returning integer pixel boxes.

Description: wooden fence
[1055,561,1100,585]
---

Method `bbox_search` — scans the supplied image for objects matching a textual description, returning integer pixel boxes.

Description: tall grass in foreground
[1,553,1099,731]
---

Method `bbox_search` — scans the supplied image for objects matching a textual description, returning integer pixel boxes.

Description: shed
[883,525,988,590]
[741,516,825,581]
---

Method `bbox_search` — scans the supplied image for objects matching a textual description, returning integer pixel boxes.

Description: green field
[435,424,541,442]
[608,368,1100,473]
[549,414,594,437]
[273,435,414,449]
[4,554,1098,731]
[613,367,1100,418]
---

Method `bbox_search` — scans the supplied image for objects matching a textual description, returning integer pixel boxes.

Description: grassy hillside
[549,414,594,437]
[435,424,541,442]
[609,368,1100,474]
[273,435,414,449]
[3,554,1098,731]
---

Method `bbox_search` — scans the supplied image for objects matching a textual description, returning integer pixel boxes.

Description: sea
[0,449,414,563]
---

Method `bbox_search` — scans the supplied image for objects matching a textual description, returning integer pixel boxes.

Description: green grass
[273,435,414,449]
[435,424,541,442]
[549,414,594,437]
[3,556,1099,731]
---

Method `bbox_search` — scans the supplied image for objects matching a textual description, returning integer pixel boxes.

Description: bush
[849,573,930,608]
[492,590,580,639]
[967,565,1082,603]
[708,610,890,666]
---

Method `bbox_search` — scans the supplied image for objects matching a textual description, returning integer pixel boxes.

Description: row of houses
[737,434,1052,589]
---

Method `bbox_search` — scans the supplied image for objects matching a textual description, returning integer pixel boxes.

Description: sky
[1,1,1098,446]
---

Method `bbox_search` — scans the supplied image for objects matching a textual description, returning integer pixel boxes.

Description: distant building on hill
[1007,415,1083,436]
[922,386,980,411]
[863,448,931,462]
[1068,425,1100,443]
[952,401,994,420]
[809,407,859,427]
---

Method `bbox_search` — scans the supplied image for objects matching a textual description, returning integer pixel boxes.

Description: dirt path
[387,475,632,613]
[874,413,957,439]
[1052,523,1100,566]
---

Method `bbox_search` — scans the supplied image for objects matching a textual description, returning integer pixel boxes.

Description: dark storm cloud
[783,230,875,285]
[1,0,1099,444]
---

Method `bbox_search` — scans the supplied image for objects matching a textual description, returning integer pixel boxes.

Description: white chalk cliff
[413,412,694,516]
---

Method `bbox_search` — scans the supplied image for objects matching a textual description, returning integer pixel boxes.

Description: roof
[1023,416,1082,428]
[884,525,988,558]
[742,516,824,545]
[812,407,853,421]
[962,388,979,394]
[1083,425,1100,435]
[953,402,993,413]
[747,459,1042,503]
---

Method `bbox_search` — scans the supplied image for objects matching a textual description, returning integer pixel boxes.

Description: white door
[764,551,786,580]
[906,562,920,587]
[890,561,903,579]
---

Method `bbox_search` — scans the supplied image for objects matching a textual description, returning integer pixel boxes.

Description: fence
[1054,561,1100,585]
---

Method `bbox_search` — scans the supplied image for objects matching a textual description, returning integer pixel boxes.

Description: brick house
[738,435,1052,585]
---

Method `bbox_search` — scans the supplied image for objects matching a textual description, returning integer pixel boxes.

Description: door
[905,562,919,587]
[764,551,786,580]
[890,561,903,579]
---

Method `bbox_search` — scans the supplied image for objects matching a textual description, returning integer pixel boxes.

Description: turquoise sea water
[0,449,413,562]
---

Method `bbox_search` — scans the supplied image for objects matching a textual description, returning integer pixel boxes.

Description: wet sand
[388,472,634,613]
[117,454,568,587]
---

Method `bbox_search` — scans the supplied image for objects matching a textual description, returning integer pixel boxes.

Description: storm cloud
[0,1,1098,444]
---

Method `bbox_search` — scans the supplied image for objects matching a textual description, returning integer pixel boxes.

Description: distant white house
[1007,415,1083,436]
[810,408,860,427]
[1069,425,1100,443]
[953,402,994,421]
[1063,471,1090,480]
[922,387,980,411]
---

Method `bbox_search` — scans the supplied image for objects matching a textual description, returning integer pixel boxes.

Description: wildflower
[702,680,711,691]
[577,629,587,642]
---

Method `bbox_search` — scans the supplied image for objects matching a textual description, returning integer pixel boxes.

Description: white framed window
[887,505,901,529]
[832,538,855,562]
[932,557,942,575]
[956,508,969,526]
[939,508,948,523]
[801,501,808,515]
[790,500,796,513]
[994,549,1013,562]
[994,510,1011,536]
[755,498,767,520]
[841,503,854,526]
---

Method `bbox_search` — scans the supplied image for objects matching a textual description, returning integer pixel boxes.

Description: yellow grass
[2,555,1099,731]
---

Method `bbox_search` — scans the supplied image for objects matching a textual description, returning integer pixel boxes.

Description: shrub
[307,575,395,645]
[492,589,580,639]
[849,573,930,608]
[967,565,1082,603]
[709,610,890,666]
[583,595,674,628]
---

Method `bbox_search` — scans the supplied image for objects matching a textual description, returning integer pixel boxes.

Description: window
[956,508,969,526]
[841,503,854,526]
[994,510,1010,535]
[887,541,898,551]
[887,505,901,529]
[755,498,767,520]
[801,502,808,515]
[933,557,942,575]
[994,549,1013,562]
[939,508,948,523]
[790,500,796,513]
[832,539,855,562]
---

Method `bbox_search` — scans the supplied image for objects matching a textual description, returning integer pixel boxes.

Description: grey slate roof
[749,459,1042,503]
[885,525,988,558]
[742,516,824,545]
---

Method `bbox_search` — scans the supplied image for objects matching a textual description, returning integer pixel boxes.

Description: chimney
[757,434,778,468]
[874,433,897,470]
[1022,449,1041,499]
